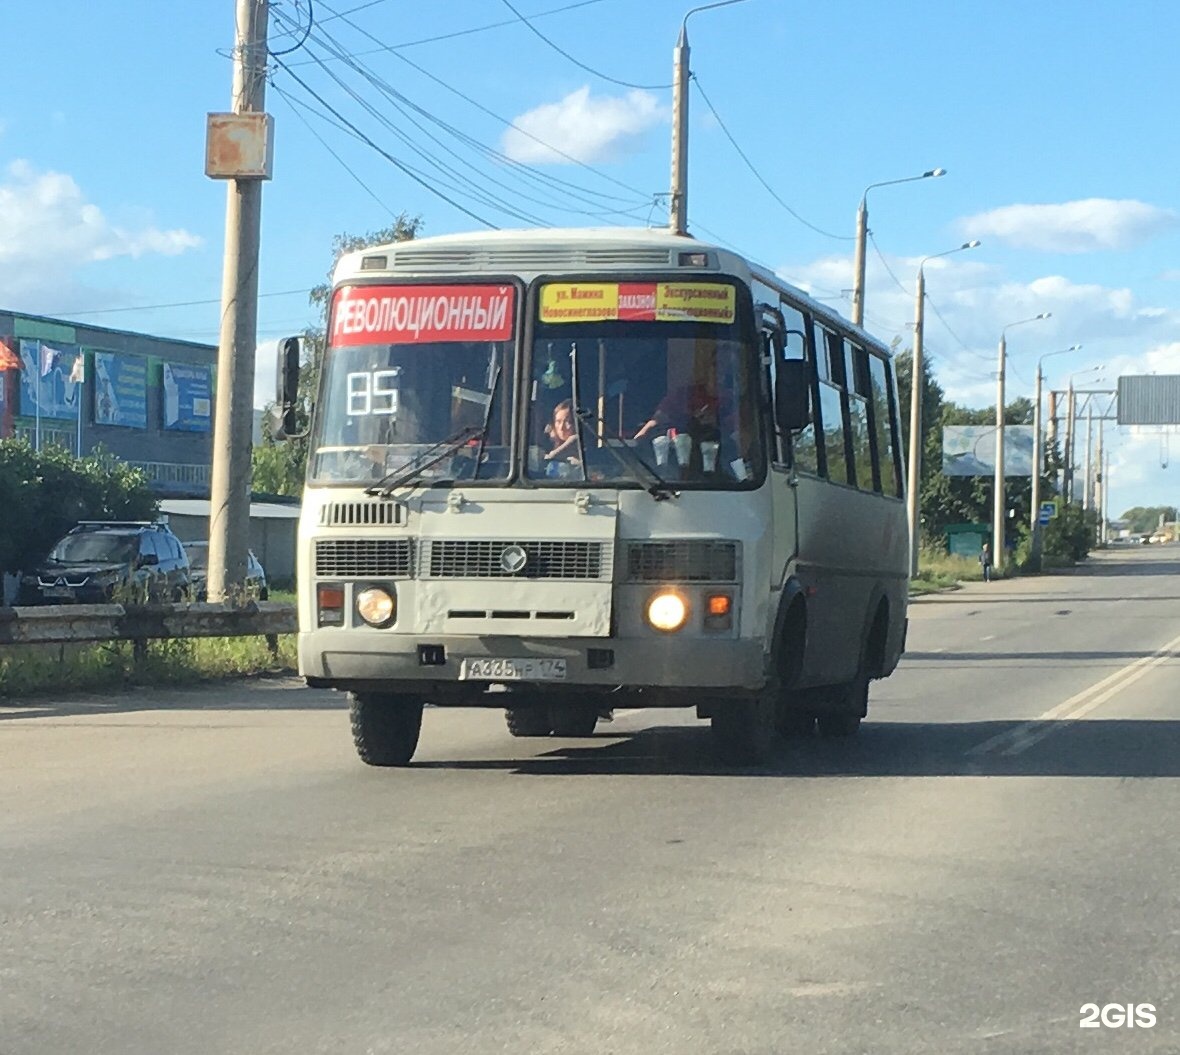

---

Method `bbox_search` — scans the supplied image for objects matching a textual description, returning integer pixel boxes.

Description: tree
[251,213,424,495]
[0,440,157,577]
[1119,505,1177,534]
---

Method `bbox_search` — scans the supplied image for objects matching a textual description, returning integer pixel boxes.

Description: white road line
[967,629,1180,757]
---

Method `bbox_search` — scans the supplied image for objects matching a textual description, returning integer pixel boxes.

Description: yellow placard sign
[539,282,735,324]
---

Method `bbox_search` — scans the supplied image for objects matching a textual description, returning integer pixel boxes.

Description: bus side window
[847,342,875,491]
[816,327,851,485]
[779,303,818,474]
[869,353,903,497]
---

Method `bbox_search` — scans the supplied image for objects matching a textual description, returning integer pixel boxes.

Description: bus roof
[334,226,888,355]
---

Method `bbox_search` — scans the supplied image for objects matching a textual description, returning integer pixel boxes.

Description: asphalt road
[1,545,1178,1054]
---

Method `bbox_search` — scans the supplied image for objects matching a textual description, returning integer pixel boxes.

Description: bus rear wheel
[505,704,554,737]
[549,701,599,737]
[350,693,424,766]
[711,697,776,764]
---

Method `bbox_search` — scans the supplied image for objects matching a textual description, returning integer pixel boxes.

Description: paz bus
[273,227,908,765]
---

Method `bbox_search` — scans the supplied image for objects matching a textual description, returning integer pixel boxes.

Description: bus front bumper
[299,631,767,696]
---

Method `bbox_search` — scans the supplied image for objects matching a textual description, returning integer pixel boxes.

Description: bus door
[760,306,800,593]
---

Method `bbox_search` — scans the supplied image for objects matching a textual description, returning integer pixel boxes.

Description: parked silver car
[182,541,268,600]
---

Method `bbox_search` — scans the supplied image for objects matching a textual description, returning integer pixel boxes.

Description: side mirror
[775,358,812,433]
[271,336,304,440]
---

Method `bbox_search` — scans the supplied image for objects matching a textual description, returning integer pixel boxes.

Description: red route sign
[331,284,515,346]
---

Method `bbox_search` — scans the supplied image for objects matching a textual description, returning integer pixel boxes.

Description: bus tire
[505,704,553,737]
[549,701,599,737]
[817,712,861,737]
[777,709,816,738]
[711,697,776,764]
[350,693,424,766]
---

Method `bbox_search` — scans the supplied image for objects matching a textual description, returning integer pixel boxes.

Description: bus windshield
[526,281,763,488]
[309,283,516,485]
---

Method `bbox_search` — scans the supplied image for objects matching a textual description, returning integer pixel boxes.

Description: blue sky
[3,0,1178,516]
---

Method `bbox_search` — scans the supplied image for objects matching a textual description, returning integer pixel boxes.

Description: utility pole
[1083,404,1094,511]
[206,0,271,602]
[906,266,925,578]
[668,22,690,236]
[1064,385,1077,503]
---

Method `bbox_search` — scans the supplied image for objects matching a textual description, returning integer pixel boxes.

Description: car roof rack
[73,520,160,529]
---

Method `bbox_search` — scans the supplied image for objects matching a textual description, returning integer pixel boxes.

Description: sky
[3,0,1178,518]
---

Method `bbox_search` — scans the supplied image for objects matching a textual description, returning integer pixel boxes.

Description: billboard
[18,339,81,421]
[942,425,1035,477]
[93,351,148,429]
[162,362,213,432]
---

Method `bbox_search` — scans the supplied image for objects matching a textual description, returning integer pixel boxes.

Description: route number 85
[348,369,400,415]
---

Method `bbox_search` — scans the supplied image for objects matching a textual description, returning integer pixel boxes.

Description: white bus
[274,227,908,765]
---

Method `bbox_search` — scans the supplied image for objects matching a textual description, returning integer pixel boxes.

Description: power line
[284,9,653,223]
[691,76,852,242]
[269,0,315,56]
[306,0,654,206]
[45,290,312,318]
[496,0,671,90]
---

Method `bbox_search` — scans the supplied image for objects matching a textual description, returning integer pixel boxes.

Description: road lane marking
[967,629,1180,757]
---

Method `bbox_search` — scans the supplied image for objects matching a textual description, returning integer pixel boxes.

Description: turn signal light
[704,592,733,631]
[317,583,345,626]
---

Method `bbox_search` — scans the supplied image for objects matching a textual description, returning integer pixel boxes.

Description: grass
[0,634,298,699]
[911,548,989,594]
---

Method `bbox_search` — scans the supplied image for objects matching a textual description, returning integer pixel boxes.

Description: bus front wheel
[350,693,424,766]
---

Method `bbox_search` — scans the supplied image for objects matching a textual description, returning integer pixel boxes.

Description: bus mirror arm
[271,336,309,441]
[775,359,812,433]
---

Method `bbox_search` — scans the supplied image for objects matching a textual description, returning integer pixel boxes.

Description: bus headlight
[356,585,396,627]
[646,590,689,633]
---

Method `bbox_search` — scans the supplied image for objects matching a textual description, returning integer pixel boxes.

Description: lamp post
[1030,344,1081,567]
[1063,365,1104,504]
[906,240,980,577]
[851,168,946,327]
[993,313,1050,573]
[668,0,749,235]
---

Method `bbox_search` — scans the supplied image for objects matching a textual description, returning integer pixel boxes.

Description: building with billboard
[0,310,216,495]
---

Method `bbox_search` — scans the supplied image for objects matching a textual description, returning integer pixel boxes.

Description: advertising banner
[93,351,148,428]
[330,284,516,346]
[163,362,213,432]
[18,339,80,421]
[539,281,736,324]
[942,425,1035,476]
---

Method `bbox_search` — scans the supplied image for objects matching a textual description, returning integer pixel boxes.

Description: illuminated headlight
[356,585,396,627]
[646,590,689,633]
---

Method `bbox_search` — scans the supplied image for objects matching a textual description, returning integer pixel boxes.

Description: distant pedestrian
[979,542,992,583]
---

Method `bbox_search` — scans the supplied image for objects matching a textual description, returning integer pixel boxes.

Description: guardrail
[0,601,297,649]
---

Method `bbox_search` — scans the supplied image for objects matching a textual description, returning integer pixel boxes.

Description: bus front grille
[626,540,739,583]
[315,539,414,577]
[423,540,610,580]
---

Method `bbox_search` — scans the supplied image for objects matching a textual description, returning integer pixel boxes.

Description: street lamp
[906,239,980,577]
[1029,344,1081,568]
[1064,364,1105,504]
[993,313,1051,573]
[668,0,750,235]
[851,167,946,326]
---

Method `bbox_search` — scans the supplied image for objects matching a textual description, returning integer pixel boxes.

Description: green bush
[0,440,157,577]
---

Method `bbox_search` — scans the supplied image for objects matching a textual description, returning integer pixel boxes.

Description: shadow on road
[413,718,1180,779]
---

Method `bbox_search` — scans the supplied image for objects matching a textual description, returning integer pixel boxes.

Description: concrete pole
[1083,404,1094,511]
[668,24,690,236]
[1030,364,1044,566]
[208,0,268,602]
[852,199,867,327]
[1096,415,1105,542]
[993,335,1007,572]
[1047,390,1059,461]
[1064,384,1077,504]
[906,267,925,577]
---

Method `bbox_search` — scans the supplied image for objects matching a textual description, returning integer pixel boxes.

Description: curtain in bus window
[818,381,848,483]
[869,355,901,497]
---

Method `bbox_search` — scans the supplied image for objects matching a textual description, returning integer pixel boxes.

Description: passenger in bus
[543,399,581,477]
[632,382,721,441]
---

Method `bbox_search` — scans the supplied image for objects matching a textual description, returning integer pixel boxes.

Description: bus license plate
[460,657,567,681]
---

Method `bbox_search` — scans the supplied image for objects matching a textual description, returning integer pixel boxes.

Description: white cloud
[0,160,202,310]
[958,199,1178,253]
[501,86,665,164]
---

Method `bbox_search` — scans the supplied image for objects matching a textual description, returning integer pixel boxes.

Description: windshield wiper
[566,340,677,501]
[573,407,680,501]
[364,424,485,498]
